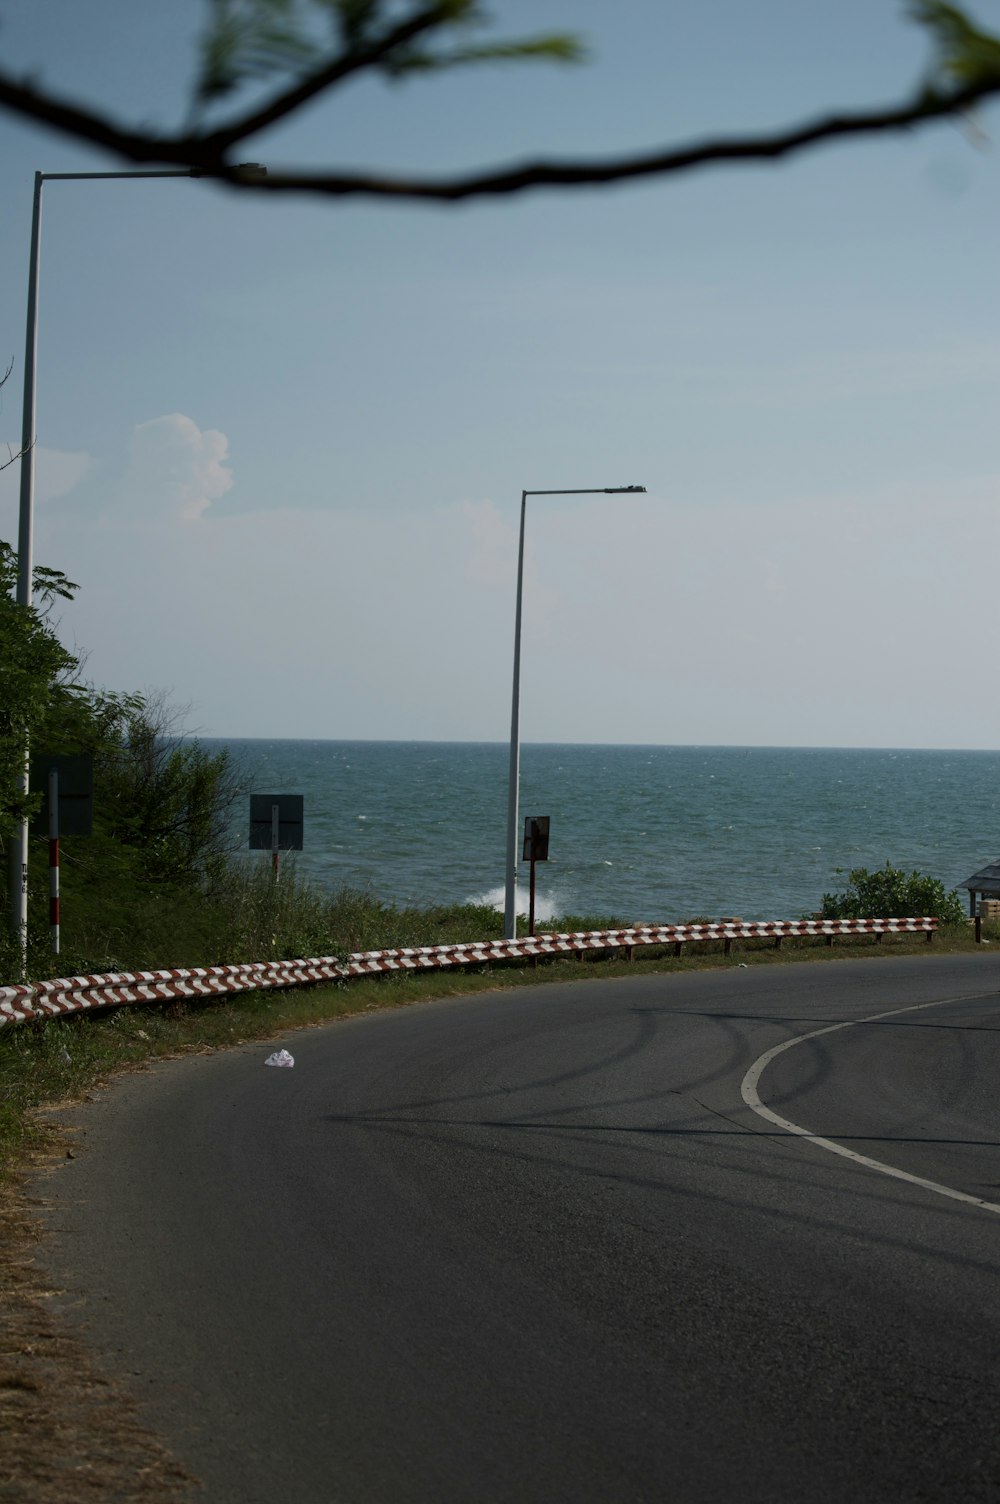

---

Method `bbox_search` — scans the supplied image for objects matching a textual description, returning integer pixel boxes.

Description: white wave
[467,884,563,922]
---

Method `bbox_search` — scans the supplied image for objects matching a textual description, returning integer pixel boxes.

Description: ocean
[205,741,1000,924]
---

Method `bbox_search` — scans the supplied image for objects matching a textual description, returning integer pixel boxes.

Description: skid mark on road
[741,991,1000,1217]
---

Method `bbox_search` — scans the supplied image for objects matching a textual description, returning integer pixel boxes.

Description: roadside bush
[820,863,965,924]
[0,541,79,842]
[94,692,243,889]
[220,860,344,962]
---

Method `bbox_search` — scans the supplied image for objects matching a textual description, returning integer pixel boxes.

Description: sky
[0,0,999,748]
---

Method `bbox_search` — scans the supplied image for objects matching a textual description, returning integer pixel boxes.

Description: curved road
[39,954,1000,1502]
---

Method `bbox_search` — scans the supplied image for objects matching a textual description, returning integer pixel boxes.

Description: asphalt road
[37,953,1000,1503]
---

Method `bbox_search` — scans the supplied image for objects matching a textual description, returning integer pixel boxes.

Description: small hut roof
[962,861,1000,895]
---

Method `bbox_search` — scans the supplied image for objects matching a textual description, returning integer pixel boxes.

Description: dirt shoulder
[0,1159,198,1504]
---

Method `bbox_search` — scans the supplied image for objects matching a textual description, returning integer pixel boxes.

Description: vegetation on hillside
[1,541,245,979]
[820,863,966,925]
[0,535,607,978]
[1,535,974,984]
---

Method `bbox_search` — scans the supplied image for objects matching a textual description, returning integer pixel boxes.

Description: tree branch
[0,72,185,166]
[0,442,26,475]
[223,80,1000,199]
[198,3,462,153]
[0,357,27,474]
[0,66,997,201]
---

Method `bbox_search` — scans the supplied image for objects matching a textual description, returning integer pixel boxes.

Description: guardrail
[0,915,938,1029]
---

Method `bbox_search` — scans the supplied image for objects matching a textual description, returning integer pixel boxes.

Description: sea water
[205,741,1000,923]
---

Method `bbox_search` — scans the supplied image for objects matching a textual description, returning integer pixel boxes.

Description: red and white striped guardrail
[0,915,938,1029]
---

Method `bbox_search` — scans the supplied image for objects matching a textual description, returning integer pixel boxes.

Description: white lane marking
[740,992,1000,1216]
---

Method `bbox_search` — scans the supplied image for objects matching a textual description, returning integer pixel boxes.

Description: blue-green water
[207,741,1000,923]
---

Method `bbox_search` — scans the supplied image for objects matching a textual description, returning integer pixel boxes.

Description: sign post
[48,767,59,953]
[522,815,550,938]
[250,795,304,883]
[31,754,94,955]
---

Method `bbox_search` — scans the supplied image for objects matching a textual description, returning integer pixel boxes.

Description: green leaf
[910,1,1000,90]
[383,34,586,78]
[819,861,965,924]
[194,0,583,105]
[196,0,329,103]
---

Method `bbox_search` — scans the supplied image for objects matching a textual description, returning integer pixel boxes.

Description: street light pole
[14,169,201,615]
[7,166,264,969]
[503,485,646,941]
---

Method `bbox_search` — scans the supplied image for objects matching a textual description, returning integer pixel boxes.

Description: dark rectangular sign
[522,815,550,862]
[30,754,94,836]
[249,794,304,851]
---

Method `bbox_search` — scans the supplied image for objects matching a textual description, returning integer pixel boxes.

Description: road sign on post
[522,816,550,938]
[522,816,550,863]
[30,754,94,837]
[249,794,304,883]
[30,755,94,955]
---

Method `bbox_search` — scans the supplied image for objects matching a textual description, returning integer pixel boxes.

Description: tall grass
[3,836,973,988]
[0,844,634,983]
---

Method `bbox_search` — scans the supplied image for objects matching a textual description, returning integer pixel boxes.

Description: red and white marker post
[48,767,60,954]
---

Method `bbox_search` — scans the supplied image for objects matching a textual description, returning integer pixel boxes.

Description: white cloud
[28,412,1000,749]
[115,413,233,525]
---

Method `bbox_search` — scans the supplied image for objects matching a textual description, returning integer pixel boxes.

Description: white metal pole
[6,166,259,969]
[501,486,645,940]
[15,173,42,613]
[503,490,528,940]
[7,173,44,971]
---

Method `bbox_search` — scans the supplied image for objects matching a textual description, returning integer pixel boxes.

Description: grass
[1,853,564,979]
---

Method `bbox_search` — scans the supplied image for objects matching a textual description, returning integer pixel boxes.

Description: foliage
[194,0,583,105]
[0,3,999,201]
[1,537,248,979]
[913,1,1000,90]
[0,540,81,840]
[820,863,965,925]
[2,535,243,878]
[217,861,347,961]
[91,693,243,888]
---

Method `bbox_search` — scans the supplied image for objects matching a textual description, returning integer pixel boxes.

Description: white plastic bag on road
[264,1049,295,1068]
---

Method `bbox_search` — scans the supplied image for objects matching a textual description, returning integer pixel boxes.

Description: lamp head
[605,485,646,493]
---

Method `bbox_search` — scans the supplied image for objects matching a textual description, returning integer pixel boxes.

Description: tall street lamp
[503,485,646,940]
[8,165,265,965]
